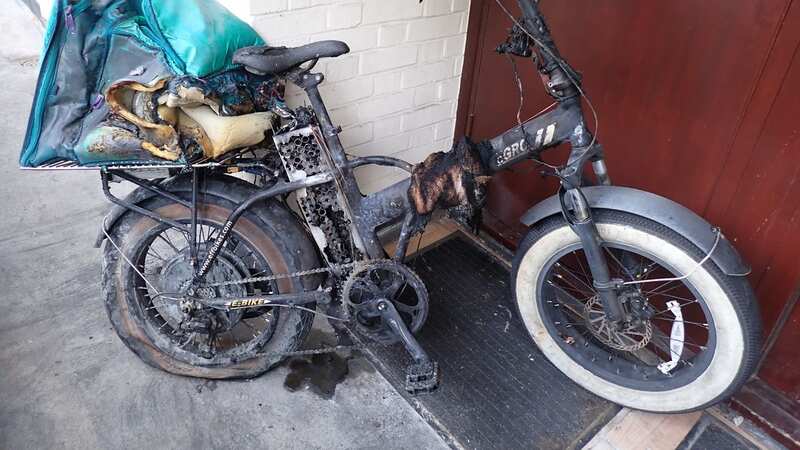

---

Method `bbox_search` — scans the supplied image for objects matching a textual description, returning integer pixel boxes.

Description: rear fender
[95,173,323,287]
[520,186,750,277]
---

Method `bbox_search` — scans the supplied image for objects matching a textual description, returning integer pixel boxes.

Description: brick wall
[243,0,470,192]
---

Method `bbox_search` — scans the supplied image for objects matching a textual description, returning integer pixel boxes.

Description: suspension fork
[559,129,623,321]
[560,187,625,322]
[515,0,621,319]
[592,159,611,186]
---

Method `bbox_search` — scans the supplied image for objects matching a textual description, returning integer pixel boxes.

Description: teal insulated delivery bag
[20,0,280,167]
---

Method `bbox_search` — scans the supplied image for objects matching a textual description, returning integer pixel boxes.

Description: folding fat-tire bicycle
[90,0,760,412]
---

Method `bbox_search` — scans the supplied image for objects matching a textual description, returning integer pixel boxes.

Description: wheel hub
[154,246,249,333]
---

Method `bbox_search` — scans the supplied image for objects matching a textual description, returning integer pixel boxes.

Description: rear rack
[19,159,228,171]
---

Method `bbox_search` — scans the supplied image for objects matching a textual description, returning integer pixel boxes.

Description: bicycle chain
[200,261,374,358]
[252,315,368,359]
[199,261,364,288]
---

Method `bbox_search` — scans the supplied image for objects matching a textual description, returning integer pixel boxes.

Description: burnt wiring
[494,0,601,173]
[504,53,562,172]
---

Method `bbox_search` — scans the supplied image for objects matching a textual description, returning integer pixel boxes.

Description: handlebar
[514,0,581,99]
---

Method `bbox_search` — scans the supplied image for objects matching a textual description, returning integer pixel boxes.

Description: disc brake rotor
[584,296,653,351]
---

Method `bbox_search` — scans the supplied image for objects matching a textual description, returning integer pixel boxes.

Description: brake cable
[493,0,601,158]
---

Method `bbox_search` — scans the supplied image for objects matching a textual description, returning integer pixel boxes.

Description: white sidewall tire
[515,221,746,412]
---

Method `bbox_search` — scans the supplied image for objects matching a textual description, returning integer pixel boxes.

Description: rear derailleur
[174,296,240,358]
[342,260,439,394]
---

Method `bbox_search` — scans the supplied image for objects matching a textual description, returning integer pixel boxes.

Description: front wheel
[512,210,761,413]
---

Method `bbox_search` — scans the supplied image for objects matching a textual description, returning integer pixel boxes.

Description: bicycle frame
[98,0,626,322]
[79,0,762,402]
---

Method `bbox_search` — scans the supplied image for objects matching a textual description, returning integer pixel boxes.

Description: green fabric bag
[20,0,266,167]
[138,0,264,77]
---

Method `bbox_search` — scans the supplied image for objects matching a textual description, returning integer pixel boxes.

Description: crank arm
[377,300,429,363]
[196,291,330,311]
[376,300,439,394]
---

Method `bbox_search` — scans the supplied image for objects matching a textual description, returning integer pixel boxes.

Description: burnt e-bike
[89,0,760,412]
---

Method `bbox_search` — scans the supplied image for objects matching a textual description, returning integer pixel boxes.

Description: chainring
[342,260,429,344]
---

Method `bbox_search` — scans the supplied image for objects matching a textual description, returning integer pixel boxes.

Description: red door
[458,0,800,441]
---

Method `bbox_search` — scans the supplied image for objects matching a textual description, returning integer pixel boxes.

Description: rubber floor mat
[367,234,619,450]
[679,415,757,450]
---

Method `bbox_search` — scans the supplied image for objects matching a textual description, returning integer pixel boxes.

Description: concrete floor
[0,3,446,449]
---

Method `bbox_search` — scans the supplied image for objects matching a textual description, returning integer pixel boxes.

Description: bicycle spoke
[554,282,594,299]
[156,234,181,254]
[650,333,707,351]
[603,247,635,280]
[246,268,270,278]
[127,213,285,364]
[649,291,697,304]
[148,246,167,262]
[650,299,700,316]
[207,226,219,243]
[570,251,590,280]
[555,262,595,293]
[198,224,207,245]
[551,272,595,299]
[554,320,586,327]
[540,240,717,385]
[651,317,709,329]
[645,280,685,297]
[637,261,661,280]
[549,282,592,312]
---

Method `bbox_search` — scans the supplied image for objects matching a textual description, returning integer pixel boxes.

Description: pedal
[405,361,439,394]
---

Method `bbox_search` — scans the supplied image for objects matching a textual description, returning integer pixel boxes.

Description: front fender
[520,186,750,277]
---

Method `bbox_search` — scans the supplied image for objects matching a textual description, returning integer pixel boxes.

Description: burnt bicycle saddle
[233,40,350,75]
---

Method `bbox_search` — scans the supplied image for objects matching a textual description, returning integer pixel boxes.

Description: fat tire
[511,210,761,413]
[101,183,316,379]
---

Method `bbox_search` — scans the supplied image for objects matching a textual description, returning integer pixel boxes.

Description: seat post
[291,70,386,259]
[296,74,341,145]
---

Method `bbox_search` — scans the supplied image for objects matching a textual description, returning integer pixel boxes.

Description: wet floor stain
[282,328,377,399]
[283,352,350,399]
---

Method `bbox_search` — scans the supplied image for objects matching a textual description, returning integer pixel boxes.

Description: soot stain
[194,379,218,394]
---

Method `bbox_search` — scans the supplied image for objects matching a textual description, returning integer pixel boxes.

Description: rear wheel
[102,193,315,379]
[512,210,761,412]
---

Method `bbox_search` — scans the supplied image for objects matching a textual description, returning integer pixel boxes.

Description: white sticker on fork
[657,300,684,375]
